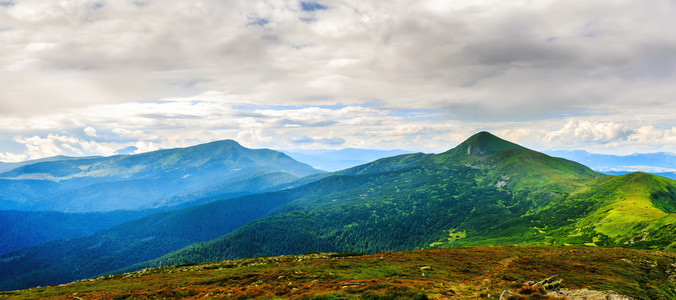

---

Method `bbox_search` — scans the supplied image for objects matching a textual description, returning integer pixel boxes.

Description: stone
[548,288,633,300]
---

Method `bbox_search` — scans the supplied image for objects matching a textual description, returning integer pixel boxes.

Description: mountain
[283,148,413,171]
[4,246,675,300]
[2,132,675,291]
[605,170,676,180]
[0,209,155,255]
[546,149,676,180]
[0,140,322,212]
[0,155,88,173]
[145,132,675,268]
[114,146,137,155]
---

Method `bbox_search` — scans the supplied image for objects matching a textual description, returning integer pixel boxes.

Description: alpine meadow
[2,0,676,299]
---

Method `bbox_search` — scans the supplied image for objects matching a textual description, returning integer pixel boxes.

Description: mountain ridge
[0,139,322,212]
[545,149,676,180]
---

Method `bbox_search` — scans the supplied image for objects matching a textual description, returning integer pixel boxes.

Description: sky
[1,0,676,162]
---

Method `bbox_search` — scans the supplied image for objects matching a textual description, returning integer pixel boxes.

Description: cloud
[0,0,674,121]
[0,0,675,158]
[134,141,158,154]
[544,120,633,145]
[495,121,676,154]
[84,126,97,137]
[4,134,116,160]
[0,152,26,163]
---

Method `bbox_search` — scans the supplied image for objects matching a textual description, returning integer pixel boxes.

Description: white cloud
[84,126,97,137]
[5,134,116,160]
[133,141,158,154]
[0,152,28,163]
[544,120,633,145]
[492,121,676,154]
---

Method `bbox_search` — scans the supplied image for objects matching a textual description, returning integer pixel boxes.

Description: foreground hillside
[2,246,674,299]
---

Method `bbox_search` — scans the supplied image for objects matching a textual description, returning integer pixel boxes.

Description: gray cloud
[1,0,674,118]
[1,0,676,158]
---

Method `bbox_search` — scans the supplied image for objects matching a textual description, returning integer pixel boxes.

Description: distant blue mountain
[0,156,94,173]
[114,146,138,155]
[544,150,676,180]
[0,140,322,212]
[283,148,414,171]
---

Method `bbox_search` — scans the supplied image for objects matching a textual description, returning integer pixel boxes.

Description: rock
[420,265,432,271]
[548,288,633,300]
[340,282,364,288]
[532,275,562,292]
[499,290,517,300]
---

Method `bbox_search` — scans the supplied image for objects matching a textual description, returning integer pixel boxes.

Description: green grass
[3,247,675,300]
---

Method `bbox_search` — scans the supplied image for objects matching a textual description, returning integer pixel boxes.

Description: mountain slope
[440,172,676,250]
[0,188,310,291]
[0,140,322,212]
[0,209,155,255]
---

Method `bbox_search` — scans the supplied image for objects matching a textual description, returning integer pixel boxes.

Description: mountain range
[0,140,321,212]
[0,132,675,292]
[546,149,676,180]
[144,132,676,267]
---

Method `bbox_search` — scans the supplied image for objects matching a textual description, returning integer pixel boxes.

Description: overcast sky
[1,0,676,161]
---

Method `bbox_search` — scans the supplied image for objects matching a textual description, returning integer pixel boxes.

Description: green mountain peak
[453,131,528,156]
